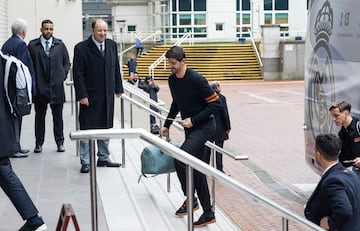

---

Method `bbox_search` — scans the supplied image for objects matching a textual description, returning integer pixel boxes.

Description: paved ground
[156,80,321,230]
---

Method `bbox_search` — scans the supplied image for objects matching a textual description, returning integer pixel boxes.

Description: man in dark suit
[73,19,124,173]
[0,50,47,231]
[1,18,35,158]
[28,19,70,154]
[211,81,231,173]
[305,133,360,230]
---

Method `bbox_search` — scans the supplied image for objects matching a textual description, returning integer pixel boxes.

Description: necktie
[100,44,104,57]
[45,41,50,56]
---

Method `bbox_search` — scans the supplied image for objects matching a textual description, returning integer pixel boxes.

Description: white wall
[288,0,308,38]
[207,0,236,42]
[7,0,82,60]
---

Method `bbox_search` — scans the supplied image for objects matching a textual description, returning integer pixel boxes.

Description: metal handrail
[120,31,162,56]
[69,128,324,231]
[148,31,194,79]
[248,29,263,67]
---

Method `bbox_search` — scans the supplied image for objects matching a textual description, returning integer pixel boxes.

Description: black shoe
[19,149,30,154]
[57,144,65,152]
[80,164,90,173]
[18,216,47,231]
[194,212,216,228]
[175,198,199,217]
[97,160,121,167]
[34,145,42,153]
[11,152,29,158]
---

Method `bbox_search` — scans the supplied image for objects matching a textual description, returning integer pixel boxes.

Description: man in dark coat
[305,133,360,231]
[210,81,231,173]
[28,19,70,153]
[0,50,47,231]
[1,18,35,158]
[73,19,123,173]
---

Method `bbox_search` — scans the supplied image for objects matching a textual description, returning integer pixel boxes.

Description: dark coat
[28,36,70,104]
[1,34,35,95]
[0,57,18,157]
[213,92,231,142]
[305,163,360,231]
[73,36,123,130]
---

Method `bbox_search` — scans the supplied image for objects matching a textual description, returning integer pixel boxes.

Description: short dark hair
[315,133,341,161]
[329,100,351,112]
[41,19,53,28]
[165,46,186,61]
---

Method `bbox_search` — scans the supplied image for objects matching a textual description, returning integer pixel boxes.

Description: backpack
[1,51,32,117]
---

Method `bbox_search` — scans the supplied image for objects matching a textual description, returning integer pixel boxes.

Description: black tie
[100,44,104,57]
[45,41,50,56]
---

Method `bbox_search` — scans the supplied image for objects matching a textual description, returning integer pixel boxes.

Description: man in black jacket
[161,46,222,228]
[73,19,123,173]
[0,51,47,231]
[28,19,70,154]
[305,133,360,230]
[210,81,231,173]
[329,100,360,172]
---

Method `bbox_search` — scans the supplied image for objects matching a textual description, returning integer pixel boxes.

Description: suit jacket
[28,36,70,103]
[1,34,35,95]
[213,92,231,142]
[73,36,123,130]
[305,163,360,230]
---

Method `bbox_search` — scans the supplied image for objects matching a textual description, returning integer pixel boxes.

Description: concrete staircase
[123,43,262,81]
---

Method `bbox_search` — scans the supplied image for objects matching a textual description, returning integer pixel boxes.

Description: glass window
[275,0,288,10]
[194,0,206,11]
[242,14,250,24]
[128,25,136,32]
[179,0,191,11]
[280,26,289,37]
[215,23,224,31]
[236,0,240,11]
[242,0,250,11]
[275,13,288,24]
[179,27,192,33]
[172,0,177,11]
[172,14,177,26]
[264,13,272,24]
[179,14,191,25]
[194,14,206,25]
[236,13,241,25]
[264,0,272,10]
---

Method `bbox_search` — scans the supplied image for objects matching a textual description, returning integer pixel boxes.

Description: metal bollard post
[89,139,98,231]
[186,165,194,231]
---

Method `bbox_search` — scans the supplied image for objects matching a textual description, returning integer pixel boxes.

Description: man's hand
[354,157,360,168]
[116,93,122,98]
[180,117,193,128]
[79,98,89,106]
[160,127,169,137]
[320,216,329,230]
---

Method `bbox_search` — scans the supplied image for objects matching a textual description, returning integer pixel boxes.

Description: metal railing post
[75,101,79,156]
[210,143,216,212]
[120,97,126,167]
[282,217,289,231]
[186,165,194,231]
[89,139,98,231]
[130,93,133,128]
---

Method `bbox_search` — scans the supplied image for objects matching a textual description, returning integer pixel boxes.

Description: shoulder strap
[1,51,16,114]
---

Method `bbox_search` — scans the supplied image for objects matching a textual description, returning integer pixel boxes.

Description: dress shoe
[97,160,121,167]
[57,144,65,152]
[80,164,90,173]
[10,152,29,158]
[19,149,30,154]
[34,145,42,153]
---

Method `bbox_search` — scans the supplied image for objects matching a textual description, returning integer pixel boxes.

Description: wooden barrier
[55,204,80,231]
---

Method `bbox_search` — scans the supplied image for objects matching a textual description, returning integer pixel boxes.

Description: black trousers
[215,140,225,171]
[0,157,38,220]
[13,116,23,152]
[175,117,215,213]
[35,103,64,146]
